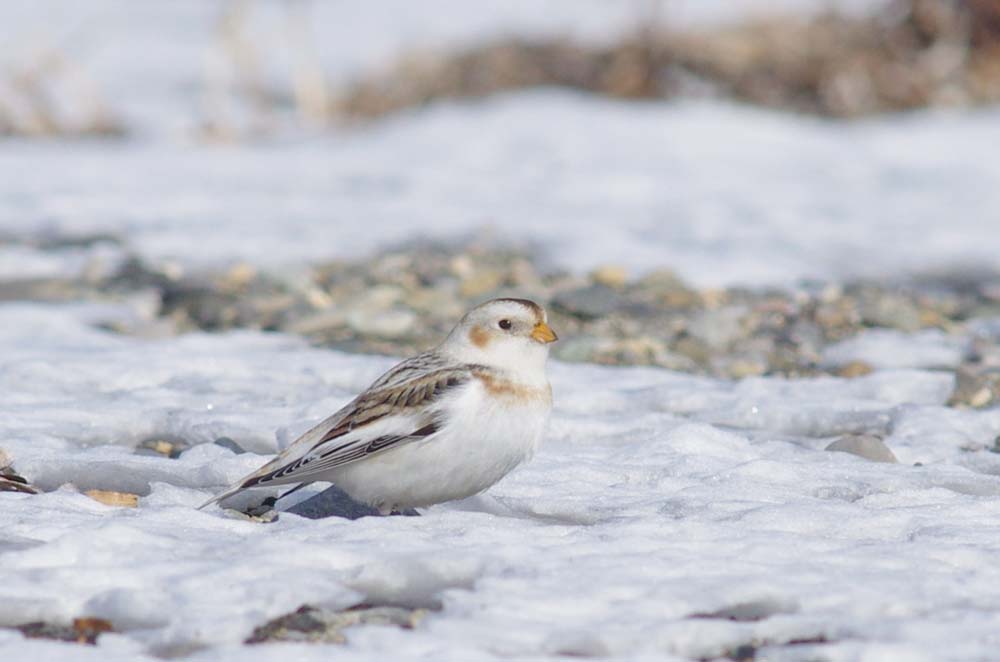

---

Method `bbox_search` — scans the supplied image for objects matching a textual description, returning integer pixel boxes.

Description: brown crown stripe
[488,298,544,322]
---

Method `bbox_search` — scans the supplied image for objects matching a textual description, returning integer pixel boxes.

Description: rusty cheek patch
[469,325,491,349]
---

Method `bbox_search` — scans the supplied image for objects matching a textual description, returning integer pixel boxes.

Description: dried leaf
[84,490,139,508]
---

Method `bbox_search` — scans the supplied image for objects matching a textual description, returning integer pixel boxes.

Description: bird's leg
[388,508,421,517]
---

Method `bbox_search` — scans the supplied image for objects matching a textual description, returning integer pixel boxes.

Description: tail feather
[197,457,299,510]
[197,483,248,510]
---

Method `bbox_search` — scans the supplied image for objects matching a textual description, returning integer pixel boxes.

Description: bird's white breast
[328,377,551,511]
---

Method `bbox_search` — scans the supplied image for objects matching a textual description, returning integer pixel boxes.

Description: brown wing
[198,355,486,509]
[233,366,474,490]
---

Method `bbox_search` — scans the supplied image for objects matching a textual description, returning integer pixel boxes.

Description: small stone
[224,507,279,524]
[673,334,711,366]
[858,292,923,331]
[449,254,475,279]
[304,285,334,309]
[71,618,114,643]
[360,284,406,308]
[700,288,728,309]
[285,308,348,336]
[135,437,190,459]
[686,306,747,350]
[635,269,698,308]
[246,604,427,645]
[17,618,114,645]
[551,335,603,363]
[459,269,504,297]
[838,360,874,378]
[980,279,1000,303]
[825,434,898,463]
[219,262,257,290]
[85,490,139,508]
[970,387,994,408]
[727,358,768,379]
[606,336,671,367]
[590,264,628,289]
[213,437,247,454]
[636,268,685,291]
[552,284,626,319]
[346,307,417,339]
[509,257,543,287]
[948,367,1000,409]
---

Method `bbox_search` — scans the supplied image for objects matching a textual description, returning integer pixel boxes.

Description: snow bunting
[200,298,557,514]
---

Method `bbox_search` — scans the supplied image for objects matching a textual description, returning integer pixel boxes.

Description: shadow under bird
[200,298,558,514]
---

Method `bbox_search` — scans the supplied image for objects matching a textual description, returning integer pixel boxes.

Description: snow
[823,329,973,371]
[4,97,1000,287]
[2,0,884,136]
[3,2,1000,659]
[2,303,1000,660]
[3,0,996,288]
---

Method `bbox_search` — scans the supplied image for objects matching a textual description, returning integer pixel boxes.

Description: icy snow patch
[2,303,1000,660]
[0,0,883,136]
[3,96,999,287]
[823,329,972,371]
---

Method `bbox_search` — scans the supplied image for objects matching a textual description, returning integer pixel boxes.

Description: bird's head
[440,298,557,376]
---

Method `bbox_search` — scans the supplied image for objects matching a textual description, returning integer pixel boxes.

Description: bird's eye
[498,319,512,330]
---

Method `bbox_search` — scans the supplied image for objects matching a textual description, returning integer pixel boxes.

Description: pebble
[85,489,139,507]
[459,269,504,297]
[552,284,627,319]
[16,618,114,645]
[346,307,417,339]
[825,434,898,463]
[135,437,191,459]
[213,437,247,454]
[686,306,747,350]
[10,241,1000,382]
[837,360,875,378]
[225,507,279,524]
[590,264,628,289]
[858,291,923,331]
[246,604,426,644]
[948,367,1000,409]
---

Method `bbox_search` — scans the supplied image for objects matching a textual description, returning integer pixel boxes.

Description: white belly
[328,379,551,511]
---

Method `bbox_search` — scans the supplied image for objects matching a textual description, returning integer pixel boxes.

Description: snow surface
[4,0,884,137]
[4,0,994,288]
[4,96,1000,287]
[4,2,1000,659]
[3,303,1000,660]
[823,329,973,371]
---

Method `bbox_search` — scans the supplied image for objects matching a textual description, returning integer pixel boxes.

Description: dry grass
[332,0,1000,121]
[0,47,125,139]
[4,0,998,141]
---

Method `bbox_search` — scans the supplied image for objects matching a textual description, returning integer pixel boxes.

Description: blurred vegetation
[335,0,1000,120]
[0,47,124,138]
[2,0,999,139]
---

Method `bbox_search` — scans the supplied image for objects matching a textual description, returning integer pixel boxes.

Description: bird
[199,298,557,514]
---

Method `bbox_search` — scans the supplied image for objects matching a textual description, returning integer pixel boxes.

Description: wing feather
[198,353,480,509]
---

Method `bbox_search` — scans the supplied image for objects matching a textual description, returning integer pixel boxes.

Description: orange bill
[531,321,558,344]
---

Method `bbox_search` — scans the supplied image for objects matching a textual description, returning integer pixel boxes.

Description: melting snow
[2,303,1000,660]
